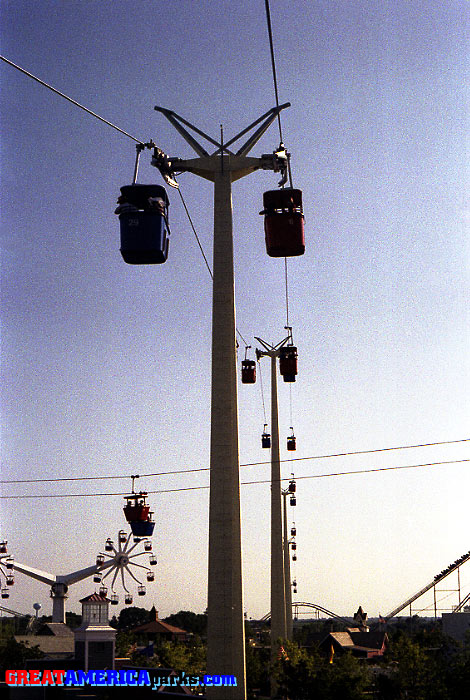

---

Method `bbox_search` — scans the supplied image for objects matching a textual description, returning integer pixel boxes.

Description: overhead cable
[1,438,468,485]
[0,55,144,144]
[1,459,468,499]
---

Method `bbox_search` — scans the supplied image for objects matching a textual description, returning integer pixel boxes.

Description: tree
[0,637,44,672]
[117,606,150,630]
[163,610,207,637]
[273,639,371,700]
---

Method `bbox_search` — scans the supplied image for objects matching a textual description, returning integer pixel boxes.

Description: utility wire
[1,438,468,485]
[1,459,468,499]
[0,55,144,144]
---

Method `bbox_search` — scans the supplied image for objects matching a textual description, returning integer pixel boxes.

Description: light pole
[154,105,289,700]
[255,335,290,695]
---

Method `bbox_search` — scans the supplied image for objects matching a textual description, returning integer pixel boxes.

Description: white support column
[282,492,293,640]
[270,352,287,670]
[206,163,246,699]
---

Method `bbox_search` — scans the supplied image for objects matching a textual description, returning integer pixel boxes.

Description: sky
[1,0,469,623]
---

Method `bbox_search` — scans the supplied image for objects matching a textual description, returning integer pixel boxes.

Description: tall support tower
[155,105,290,700]
[282,488,293,640]
[255,334,291,694]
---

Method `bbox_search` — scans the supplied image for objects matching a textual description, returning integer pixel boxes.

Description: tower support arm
[12,561,56,586]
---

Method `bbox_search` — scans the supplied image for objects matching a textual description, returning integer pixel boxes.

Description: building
[319,629,388,660]
[131,609,190,644]
[74,593,117,670]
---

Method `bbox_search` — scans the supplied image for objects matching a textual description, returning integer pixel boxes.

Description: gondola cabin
[130,513,155,538]
[290,495,296,506]
[291,526,296,537]
[125,593,133,605]
[1,589,9,599]
[262,431,271,449]
[116,184,170,264]
[262,188,305,257]
[241,359,256,384]
[288,479,296,493]
[123,493,150,523]
[287,436,296,451]
[279,346,298,382]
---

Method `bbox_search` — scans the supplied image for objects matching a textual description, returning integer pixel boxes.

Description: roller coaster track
[385,549,470,620]
[260,601,356,627]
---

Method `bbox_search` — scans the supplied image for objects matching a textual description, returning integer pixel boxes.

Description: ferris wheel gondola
[0,541,14,600]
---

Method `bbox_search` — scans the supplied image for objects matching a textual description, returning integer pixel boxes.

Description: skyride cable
[0,55,250,346]
[0,55,144,144]
[1,438,468,485]
[1,459,468,499]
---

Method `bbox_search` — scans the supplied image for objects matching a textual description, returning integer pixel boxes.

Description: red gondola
[261,188,305,257]
[287,433,296,451]
[241,359,256,384]
[123,490,156,539]
[123,493,151,523]
[279,346,298,382]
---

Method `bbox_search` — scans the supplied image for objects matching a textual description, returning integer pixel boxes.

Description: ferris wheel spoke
[110,567,119,591]
[101,567,114,582]
[126,561,150,572]
[124,564,142,585]
[128,551,148,560]
[125,540,141,556]
[120,567,130,593]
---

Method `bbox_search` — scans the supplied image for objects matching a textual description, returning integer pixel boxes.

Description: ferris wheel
[94,529,156,606]
[93,487,157,606]
[0,540,15,599]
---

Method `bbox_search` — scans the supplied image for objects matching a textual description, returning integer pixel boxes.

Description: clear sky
[1,0,469,622]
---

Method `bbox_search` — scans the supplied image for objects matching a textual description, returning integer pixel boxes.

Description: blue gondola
[116,184,170,264]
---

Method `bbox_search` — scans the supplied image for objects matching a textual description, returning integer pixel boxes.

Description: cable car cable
[264,0,283,144]
[1,438,468,485]
[258,358,267,426]
[1,459,468,499]
[0,55,144,144]
[176,184,249,347]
